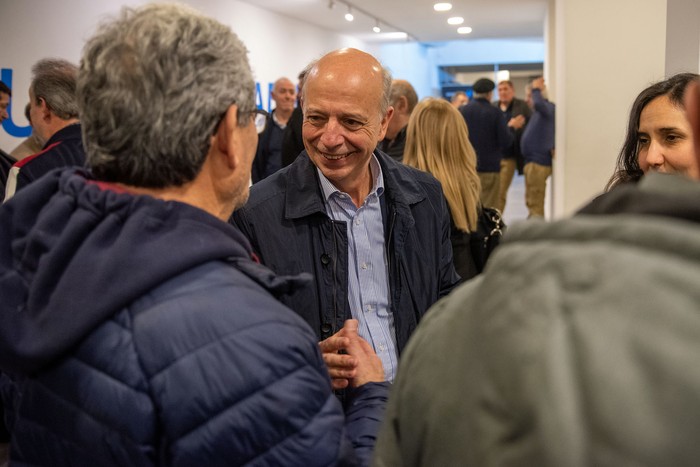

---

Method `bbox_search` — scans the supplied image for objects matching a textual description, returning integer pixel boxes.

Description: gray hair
[31,59,79,120]
[299,59,318,103]
[379,67,393,117]
[388,79,418,113]
[78,3,255,188]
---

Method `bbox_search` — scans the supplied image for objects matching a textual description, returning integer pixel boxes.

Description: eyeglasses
[213,107,269,136]
[250,108,269,134]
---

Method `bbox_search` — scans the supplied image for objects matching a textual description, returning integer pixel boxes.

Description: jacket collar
[42,122,82,149]
[283,150,426,220]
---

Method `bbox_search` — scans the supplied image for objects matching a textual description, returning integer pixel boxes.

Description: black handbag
[469,206,505,273]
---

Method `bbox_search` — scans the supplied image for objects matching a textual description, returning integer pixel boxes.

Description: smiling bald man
[231,48,460,385]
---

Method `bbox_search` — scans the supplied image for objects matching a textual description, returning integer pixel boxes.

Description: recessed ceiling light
[434,3,452,11]
[447,16,464,25]
[382,32,409,40]
[457,26,473,34]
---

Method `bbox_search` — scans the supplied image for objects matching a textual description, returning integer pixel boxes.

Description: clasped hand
[318,319,385,390]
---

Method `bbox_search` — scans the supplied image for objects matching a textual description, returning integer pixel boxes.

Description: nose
[643,138,665,170]
[319,119,344,149]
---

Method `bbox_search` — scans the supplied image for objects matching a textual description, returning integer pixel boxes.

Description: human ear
[378,107,394,141]
[215,105,239,169]
[397,96,409,112]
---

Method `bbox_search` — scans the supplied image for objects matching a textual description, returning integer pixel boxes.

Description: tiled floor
[502,173,553,227]
[502,174,529,226]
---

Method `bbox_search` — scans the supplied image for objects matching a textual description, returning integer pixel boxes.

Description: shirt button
[361,262,368,270]
[366,305,373,312]
[355,219,361,225]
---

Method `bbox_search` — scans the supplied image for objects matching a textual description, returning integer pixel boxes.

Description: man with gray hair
[4,59,85,200]
[233,49,459,386]
[0,4,389,465]
[379,79,418,162]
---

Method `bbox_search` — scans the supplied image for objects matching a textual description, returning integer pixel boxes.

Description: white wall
[665,0,700,75]
[553,0,668,216]
[0,0,365,151]
[376,43,432,100]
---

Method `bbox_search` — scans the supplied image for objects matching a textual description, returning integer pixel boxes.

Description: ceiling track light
[334,1,414,41]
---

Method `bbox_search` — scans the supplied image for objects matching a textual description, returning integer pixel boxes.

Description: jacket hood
[578,172,700,222]
[0,168,308,375]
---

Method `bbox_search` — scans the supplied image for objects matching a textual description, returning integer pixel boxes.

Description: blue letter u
[1,68,32,138]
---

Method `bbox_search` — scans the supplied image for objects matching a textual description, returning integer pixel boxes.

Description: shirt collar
[271,109,286,129]
[317,152,385,203]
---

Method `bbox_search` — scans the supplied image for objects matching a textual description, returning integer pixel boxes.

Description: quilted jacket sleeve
[134,262,388,466]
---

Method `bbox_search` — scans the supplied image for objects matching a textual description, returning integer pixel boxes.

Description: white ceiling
[240,0,548,43]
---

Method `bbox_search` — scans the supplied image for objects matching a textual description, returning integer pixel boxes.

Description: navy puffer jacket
[0,169,388,466]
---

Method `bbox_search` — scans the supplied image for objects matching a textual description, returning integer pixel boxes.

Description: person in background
[0,79,10,451]
[379,79,418,162]
[450,91,469,109]
[494,79,531,213]
[0,81,10,127]
[0,81,15,201]
[607,72,700,190]
[374,78,700,467]
[4,58,85,201]
[461,78,512,209]
[520,76,555,218]
[10,103,44,161]
[232,48,459,384]
[403,98,481,281]
[251,76,296,182]
[281,67,310,167]
[0,5,389,465]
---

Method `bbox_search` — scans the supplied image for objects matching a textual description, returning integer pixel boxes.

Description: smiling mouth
[321,152,351,160]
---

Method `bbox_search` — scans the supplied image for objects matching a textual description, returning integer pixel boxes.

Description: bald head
[300,48,394,203]
[303,48,392,118]
[271,76,296,116]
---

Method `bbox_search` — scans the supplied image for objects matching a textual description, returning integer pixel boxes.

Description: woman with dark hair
[607,72,699,190]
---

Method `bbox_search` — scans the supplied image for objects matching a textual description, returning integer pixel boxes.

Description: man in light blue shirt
[319,155,397,380]
[232,48,460,385]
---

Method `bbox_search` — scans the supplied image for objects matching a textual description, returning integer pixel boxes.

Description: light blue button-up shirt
[317,155,398,382]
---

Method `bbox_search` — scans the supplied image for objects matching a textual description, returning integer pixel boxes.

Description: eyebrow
[657,127,685,134]
[306,106,367,120]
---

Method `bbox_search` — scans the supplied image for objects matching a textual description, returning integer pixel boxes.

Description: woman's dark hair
[606,72,699,191]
